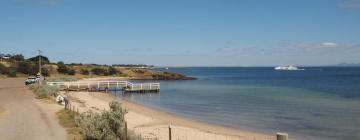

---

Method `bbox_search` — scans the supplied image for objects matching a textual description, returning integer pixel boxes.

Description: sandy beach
[62,90,276,140]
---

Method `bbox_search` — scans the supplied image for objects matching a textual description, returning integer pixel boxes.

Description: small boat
[275,65,303,71]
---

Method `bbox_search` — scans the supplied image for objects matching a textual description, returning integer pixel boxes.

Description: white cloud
[339,0,360,9]
[215,41,360,56]
[11,0,58,5]
[294,42,341,50]
[320,42,339,48]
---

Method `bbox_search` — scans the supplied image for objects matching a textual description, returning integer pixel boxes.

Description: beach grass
[29,84,59,99]
[56,109,83,140]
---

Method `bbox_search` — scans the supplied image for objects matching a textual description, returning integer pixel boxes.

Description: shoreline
[121,98,274,139]
[63,91,276,140]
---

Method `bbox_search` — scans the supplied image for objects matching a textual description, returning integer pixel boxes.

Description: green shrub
[41,67,50,77]
[107,66,117,75]
[29,84,59,99]
[0,63,8,75]
[80,68,89,75]
[28,55,50,64]
[91,67,106,75]
[17,60,38,75]
[10,54,25,61]
[75,101,142,140]
[57,61,69,74]
[67,69,76,75]
[7,68,17,77]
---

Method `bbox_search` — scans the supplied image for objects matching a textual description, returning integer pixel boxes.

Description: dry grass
[56,109,83,140]
[0,106,5,116]
[38,97,57,104]
[0,74,7,79]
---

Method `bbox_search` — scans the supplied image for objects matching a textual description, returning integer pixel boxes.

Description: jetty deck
[46,81,160,93]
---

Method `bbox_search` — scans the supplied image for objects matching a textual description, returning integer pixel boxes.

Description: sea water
[118,67,360,140]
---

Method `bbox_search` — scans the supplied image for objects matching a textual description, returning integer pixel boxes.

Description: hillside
[0,54,194,80]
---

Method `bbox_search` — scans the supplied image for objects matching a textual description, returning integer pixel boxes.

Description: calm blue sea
[118,67,360,140]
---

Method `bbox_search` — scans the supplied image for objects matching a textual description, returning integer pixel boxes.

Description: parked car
[25,76,39,85]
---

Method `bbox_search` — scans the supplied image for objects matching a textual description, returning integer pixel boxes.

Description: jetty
[46,81,160,93]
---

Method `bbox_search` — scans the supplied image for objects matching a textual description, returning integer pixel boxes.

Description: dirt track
[0,78,66,140]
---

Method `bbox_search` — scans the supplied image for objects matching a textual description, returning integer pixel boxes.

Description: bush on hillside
[10,54,25,61]
[7,68,17,77]
[29,84,59,99]
[91,67,106,75]
[0,63,8,75]
[28,55,50,64]
[41,67,50,77]
[17,60,38,75]
[80,68,89,75]
[75,101,142,140]
[108,66,117,75]
[57,61,69,74]
[67,69,76,75]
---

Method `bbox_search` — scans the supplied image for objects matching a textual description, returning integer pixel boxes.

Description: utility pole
[38,50,42,76]
[38,50,42,85]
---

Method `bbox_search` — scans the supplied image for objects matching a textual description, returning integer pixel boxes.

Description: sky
[1,0,360,66]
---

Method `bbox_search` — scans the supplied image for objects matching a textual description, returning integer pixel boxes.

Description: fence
[47,81,160,92]
[133,125,279,140]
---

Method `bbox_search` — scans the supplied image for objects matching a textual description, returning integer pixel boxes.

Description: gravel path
[0,78,66,140]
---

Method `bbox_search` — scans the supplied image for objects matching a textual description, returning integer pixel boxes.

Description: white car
[25,76,39,85]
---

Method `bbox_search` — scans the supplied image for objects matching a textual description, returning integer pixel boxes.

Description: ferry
[274,65,303,71]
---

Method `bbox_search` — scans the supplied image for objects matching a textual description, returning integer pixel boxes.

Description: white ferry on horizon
[274,65,304,71]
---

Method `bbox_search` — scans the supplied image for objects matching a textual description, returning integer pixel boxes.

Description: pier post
[276,132,288,140]
[169,125,172,140]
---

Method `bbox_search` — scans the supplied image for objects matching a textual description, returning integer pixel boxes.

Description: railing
[47,81,160,91]
[133,125,278,140]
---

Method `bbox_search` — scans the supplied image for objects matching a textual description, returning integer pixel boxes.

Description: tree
[28,55,50,64]
[17,61,37,75]
[67,69,76,75]
[107,66,117,75]
[57,61,69,74]
[7,68,17,77]
[80,69,89,75]
[41,67,50,77]
[91,67,106,75]
[0,63,8,75]
[10,54,24,61]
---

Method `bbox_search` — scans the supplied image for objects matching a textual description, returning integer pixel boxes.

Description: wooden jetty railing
[46,81,160,93]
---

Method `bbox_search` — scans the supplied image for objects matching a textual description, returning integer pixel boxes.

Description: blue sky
[1,0,360,66]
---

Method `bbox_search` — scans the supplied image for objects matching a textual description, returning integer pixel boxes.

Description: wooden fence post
[125,121,128,140]
[276,132,288,140]
[169,125,172,140]
[68,102,71,110]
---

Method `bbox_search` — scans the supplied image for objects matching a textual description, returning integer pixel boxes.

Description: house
[0,55,10,61]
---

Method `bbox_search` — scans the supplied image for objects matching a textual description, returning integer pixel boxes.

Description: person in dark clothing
[64,96,69,109]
